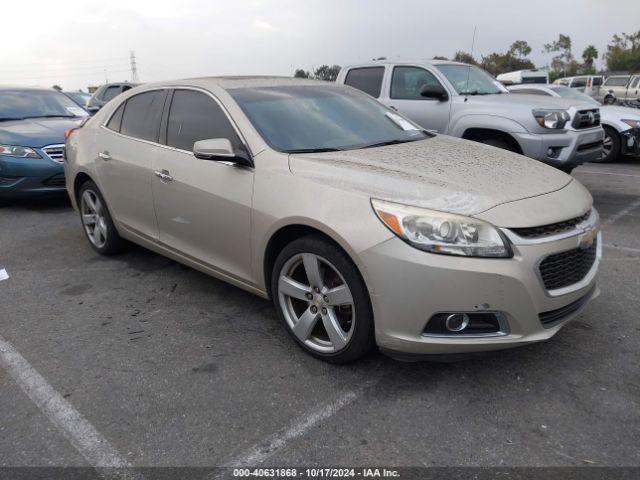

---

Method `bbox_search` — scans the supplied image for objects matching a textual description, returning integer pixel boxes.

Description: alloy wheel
[601,132,613,161]
[81,189,108,248]
[278,253,355,353]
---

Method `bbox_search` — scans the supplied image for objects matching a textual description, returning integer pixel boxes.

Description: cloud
[254,19,275,31]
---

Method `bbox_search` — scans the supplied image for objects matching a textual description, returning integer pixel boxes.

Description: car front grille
[572,108,600,129]
[42,173,66,187]
[42,144,65,163]
[538,286,595,327]
[510,211,591,239]
[538,238,598,291]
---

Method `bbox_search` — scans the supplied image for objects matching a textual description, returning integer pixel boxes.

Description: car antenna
[464,26,477,102]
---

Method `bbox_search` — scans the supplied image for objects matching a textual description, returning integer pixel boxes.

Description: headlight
[533,109,570,129]
[371,199,511,258]
[622,119,640,129]
[0,145,40,158]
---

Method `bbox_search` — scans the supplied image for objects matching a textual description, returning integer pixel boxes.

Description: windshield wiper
[24,114,77,119]
[0,117,25,122]
[285,147,343,153]
[359,138,420,149]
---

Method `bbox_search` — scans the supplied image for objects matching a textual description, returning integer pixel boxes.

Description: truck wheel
[592,126,620,163]
[477,137,517,153]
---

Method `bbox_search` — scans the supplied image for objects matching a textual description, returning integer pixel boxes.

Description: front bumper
[0,151,66,198]
[513,127,604,169]
[359,217,601,357]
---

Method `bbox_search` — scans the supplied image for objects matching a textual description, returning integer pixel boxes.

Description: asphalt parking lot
[1,161,639,471]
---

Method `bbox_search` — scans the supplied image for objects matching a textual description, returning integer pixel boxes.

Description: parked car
[553,75,604,98]
[595,75,637,105]
[509,84,640,163]
[65,77,601,363]
[496,69,548,85]
[86,82,138,113]
[336,60,603,172]
[0,87,88,199]
[62,90,92,109]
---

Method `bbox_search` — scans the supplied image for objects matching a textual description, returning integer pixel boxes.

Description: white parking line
[602,197,640,227]
[604,243,640,254]
[221,389,361,469]
[0,268,8,281]
[0,334,133,476]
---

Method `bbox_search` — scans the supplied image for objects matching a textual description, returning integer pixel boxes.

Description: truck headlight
[371,199,511,258]
[533,109,570,129]
[0,145,40,158]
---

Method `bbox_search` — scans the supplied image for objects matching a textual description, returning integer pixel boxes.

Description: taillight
[587,78,592,87]
[64,128,75,141]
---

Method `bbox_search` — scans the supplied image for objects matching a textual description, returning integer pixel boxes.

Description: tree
[293,69,310,78]
[582,45,598,68]
[432,56,449,61]
[509,40,532,59]
[604,31,640,72]
[453,51,478,65]
[313,64,341,82]
[544,34,574,73]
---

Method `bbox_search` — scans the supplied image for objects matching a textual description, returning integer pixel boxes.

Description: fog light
[546,147,562,158]
[423,312,508,336]
[445,313,469,332]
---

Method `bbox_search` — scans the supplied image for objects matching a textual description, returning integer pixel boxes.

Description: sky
[2,0,639,91]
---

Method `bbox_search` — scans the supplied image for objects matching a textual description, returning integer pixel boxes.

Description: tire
[77,180,127,255]
[603,95,615,105]
[271,235,375,364]
[591,126,621,163]
[477,137,518,153]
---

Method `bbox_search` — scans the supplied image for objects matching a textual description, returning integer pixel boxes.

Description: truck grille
[510,211,591,238]
[42,144,65,163]
[572,109,600,129]
[538,239,598,291]
[42,173,66,187]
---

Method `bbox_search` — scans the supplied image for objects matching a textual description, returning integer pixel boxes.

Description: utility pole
[130,51,139,83]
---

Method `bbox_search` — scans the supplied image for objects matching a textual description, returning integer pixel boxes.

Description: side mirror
[420,84,449,101]
[193,138,253,167]
[86,106,100,115]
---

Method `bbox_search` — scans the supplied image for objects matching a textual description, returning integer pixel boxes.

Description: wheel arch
[261,222,369,301]
[72,171,96,205]
[461,127,524,154]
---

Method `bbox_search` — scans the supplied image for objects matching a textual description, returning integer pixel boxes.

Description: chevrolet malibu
[64,77,601,363]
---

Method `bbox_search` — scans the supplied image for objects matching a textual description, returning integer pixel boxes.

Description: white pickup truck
[336,60,604,172]
[597,74,640,105]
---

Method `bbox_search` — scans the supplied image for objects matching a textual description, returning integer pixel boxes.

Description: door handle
[154,169,173,182]
[98,151,111,161]
[389,105,398,111]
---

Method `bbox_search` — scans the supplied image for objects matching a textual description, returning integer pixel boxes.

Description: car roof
[340,59,467,69]
[137,76,338,91]
[0,85,59,92]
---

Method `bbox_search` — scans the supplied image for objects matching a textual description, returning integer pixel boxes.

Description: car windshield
[436,64,507,95]
[549,86,599,106]
[0,89,89,120]
[229,85,429,153]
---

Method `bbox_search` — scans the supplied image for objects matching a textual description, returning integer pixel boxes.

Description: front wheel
[603,95,615,105]
[78,181,127,255]
[271,236,375,364]
[591,126,621,163]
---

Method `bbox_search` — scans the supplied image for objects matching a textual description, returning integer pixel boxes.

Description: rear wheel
[591,126,620,163]
[271,236,374,363]
[78,181,127,255]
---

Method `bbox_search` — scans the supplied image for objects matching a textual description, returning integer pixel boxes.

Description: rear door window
[120,90,166,142]
[165,89,243,153]
[391,66,442,100]
[344,67,385,98]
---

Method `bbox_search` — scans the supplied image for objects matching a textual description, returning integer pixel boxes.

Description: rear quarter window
[344,67,385,98]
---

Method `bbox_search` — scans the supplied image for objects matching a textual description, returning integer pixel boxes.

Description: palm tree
[582,45,599,70]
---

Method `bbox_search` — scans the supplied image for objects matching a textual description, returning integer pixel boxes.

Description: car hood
[601,105,640,119]
[0,117,84,148]
[464,92,595,111]
[289,135,572,218]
